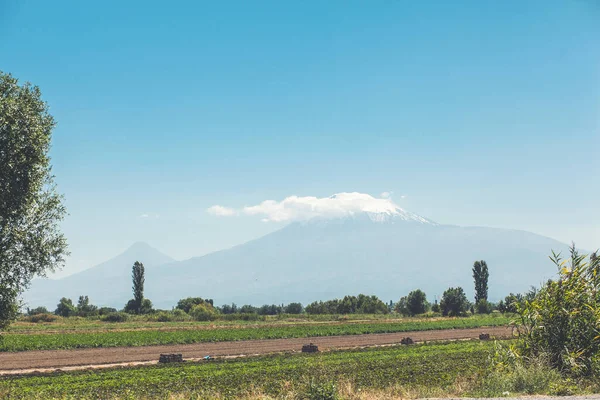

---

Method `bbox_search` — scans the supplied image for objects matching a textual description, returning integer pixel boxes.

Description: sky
[1,0,598,277]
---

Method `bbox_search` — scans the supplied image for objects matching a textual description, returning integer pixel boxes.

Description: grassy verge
[0,341,491,399]
[8,313,511,333]
[0,315,510,352]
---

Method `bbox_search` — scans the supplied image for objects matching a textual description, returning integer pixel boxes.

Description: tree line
[25,257,532,322]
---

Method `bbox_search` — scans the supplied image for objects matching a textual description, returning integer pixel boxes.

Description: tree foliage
[517,245,600,376]
[189,303,218,321]
[76,295,98,317]
[472,260,489,305]
[305,294,388,315]
[284,302,303,314]
[403,289,428,316]
[440,287,469,317]
[131,261,145,313]
[176,297,211,314]
[54,297,76,317]
[0,72,68,329]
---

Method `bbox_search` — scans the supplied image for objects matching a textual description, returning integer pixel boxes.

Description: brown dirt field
[0,326,512,374]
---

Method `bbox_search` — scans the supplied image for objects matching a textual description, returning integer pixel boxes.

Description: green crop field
[0,341,493,399]
[0,314,510,352]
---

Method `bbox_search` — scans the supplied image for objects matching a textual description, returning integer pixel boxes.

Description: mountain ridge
[24,213,577,309]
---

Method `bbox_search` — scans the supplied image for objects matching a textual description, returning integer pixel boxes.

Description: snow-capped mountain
[25,210,575,309]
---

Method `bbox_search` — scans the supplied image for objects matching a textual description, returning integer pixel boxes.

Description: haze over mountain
[26,242,175,309]
[25,202,573,310]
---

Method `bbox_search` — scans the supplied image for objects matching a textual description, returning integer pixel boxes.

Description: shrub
[152,310,191,322]
[124,298,153,314]
[440,287,469,317]
[303,379,339,400]
[98,307,118,315]
[176,297,209,314]
[284,302,303,314]
[219,303,238,314]
[395,296,409,316]
[239,304,258,314]
[219,313,261,321]
[22,313,59,323]
[258,304,282,315]
[54,297,76,317]
[482,354,561,395]
[517,246,600,376]
[100,312,129,322]
[26,306,49,316]
[476,299,493,314]
[76,295,98,317]
[189,303,218,321]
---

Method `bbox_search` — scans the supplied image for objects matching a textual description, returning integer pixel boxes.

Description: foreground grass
[0,315,509,352]
[0,341,490,399]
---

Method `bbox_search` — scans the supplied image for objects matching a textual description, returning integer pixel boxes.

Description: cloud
[138,213,160,219]
[207,192,403,222]
[207,205,238,217]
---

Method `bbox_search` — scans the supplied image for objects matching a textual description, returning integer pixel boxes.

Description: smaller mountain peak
[127,241,154,251]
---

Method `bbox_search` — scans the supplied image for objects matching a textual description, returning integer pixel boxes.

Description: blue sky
[1,0,598,276]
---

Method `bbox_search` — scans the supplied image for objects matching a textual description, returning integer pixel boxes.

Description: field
[0,341,494,399]
[1,314,510,352]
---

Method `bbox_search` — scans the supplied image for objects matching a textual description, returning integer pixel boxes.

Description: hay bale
[400,337,414,345]
[301,343,319,353]
[479,333,491,340]
[159,353,183,363]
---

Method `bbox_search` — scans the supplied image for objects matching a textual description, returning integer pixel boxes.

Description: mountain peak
[126,241,156,252]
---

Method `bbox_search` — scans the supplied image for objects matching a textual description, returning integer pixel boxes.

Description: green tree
[27,306,49,315]
[472,260,489,306]
[284,302,303,314]
[176,297,207,313]
[0,72,68,330]
[405,289,428,316]
[440,287,469,317]
[54,297,76,317]
[76,295,98,316]
[131,261,145,313]
[394,296,409,316]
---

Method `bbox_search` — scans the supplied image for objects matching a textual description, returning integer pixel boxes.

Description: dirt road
[0,326,512,373]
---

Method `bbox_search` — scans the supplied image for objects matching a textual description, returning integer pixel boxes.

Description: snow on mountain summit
[314,192,437,225]
[209,191,436,224]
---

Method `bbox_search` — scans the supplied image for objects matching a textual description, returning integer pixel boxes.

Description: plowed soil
[0,326,512,373]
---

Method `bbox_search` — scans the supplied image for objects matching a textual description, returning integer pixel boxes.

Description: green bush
[218,313,261,321]
[476,299,493,314]
[517,246,600,376]
[302,379,339,400]
[22,313,59,323]
[100,312,129,322]
[189,303,218,321]
[152,310,191,322]
[54,297,76,317]
[26,306,49,316]
[176,297,213,313]
[482,355,561,395]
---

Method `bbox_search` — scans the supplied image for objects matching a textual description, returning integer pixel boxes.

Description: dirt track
[0,326,512,373]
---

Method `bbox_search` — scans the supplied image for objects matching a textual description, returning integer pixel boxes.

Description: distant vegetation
[20,256,539,324]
